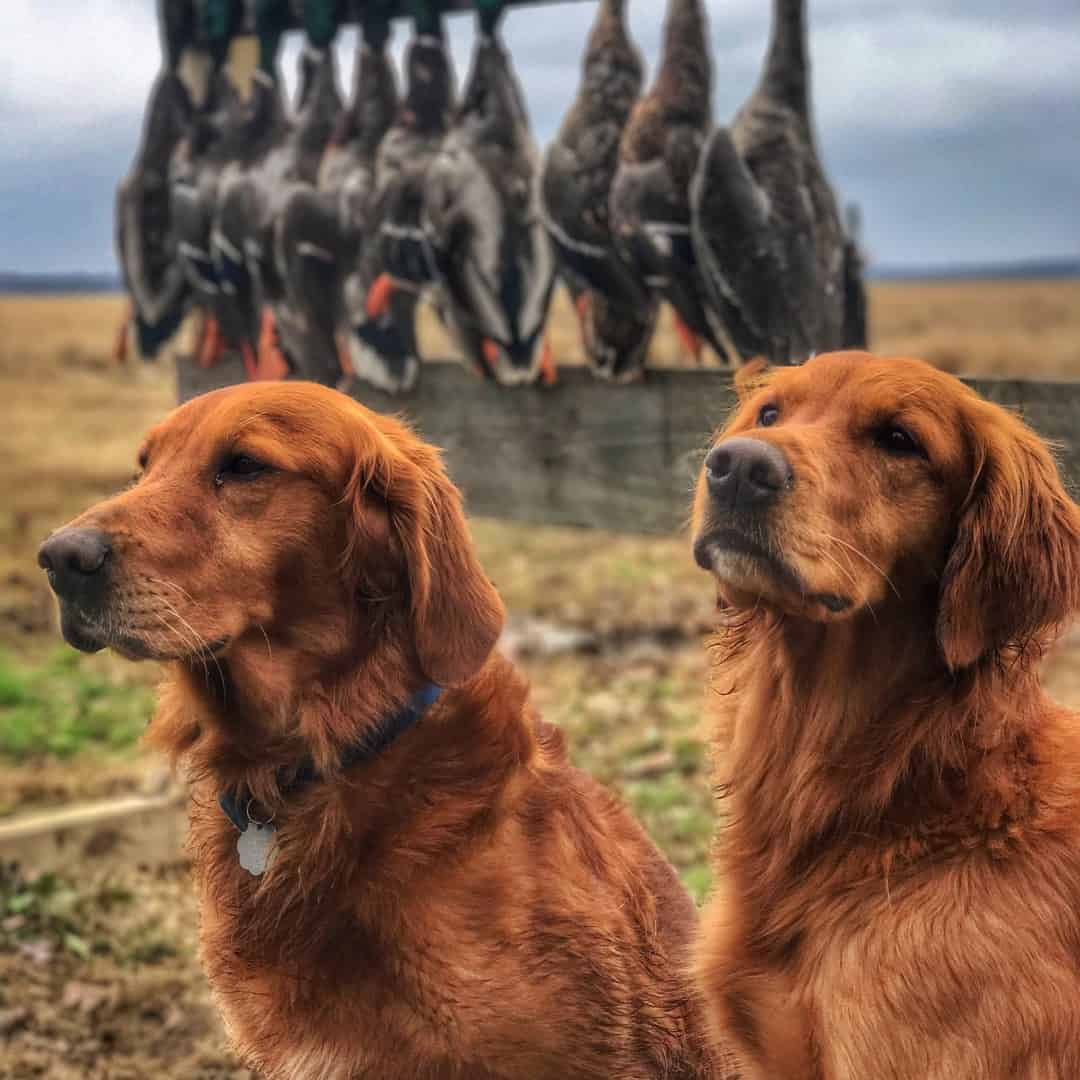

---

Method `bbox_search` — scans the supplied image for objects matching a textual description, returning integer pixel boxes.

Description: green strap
[255,0,291,74]
[304,0,341,50]
[361,0,396,49]
[475,0,506,37]
[409,0,445,39]
[160,0,197,70]
[199,0,243,67]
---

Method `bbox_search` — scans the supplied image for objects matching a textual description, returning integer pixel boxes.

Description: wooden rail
[178,357,1080,535]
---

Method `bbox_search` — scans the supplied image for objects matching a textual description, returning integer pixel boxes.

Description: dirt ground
[2,283,1079,1077]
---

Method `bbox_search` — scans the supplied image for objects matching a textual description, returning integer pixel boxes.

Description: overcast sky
[2,0,1078,273]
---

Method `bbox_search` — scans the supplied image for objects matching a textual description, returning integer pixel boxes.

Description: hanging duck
[540,0,657,381]
[278,0,420,393]
[361,2,456,383]
[211,0,342,382]
[420,0,556,384]
[169,0,284,373]
[114,0,195,364]
[690,0,853,364]
[609,0,729,366]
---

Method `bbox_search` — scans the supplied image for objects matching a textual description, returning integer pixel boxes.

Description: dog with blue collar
[39,381,733,1079]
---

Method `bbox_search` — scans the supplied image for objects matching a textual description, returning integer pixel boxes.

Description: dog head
[38,382,504,690]
[692,351,1080,669]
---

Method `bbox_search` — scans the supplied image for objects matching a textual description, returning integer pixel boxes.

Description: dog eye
[216,453,268,486]
[758,404,779,427]
[876,424,925,458]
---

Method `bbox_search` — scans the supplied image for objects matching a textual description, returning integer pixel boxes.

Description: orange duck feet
[197,314,224,369]
[113,302,132,365]
[365,273,395,321]
[539,338,557,386]
[673,314,703,362]
[255,309,290,381]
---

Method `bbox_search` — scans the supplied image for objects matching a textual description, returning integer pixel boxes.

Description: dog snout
[37,528,113,604]
[705,438,792,511]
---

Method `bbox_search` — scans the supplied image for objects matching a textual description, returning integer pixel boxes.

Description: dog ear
[937,408,1080,670]
[360,438,504,688]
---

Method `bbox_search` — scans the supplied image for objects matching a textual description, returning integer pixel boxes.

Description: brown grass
[871,279,1080,377]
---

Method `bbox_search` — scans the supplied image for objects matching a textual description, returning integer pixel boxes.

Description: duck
[609,0,729,366]
[278,1,421,393]
[362,6,456,383]
[690,0,856,364]
[169,0,284,373]
[420,0,557,385]
[114,66,193,363]
[540,0,657,381]
[212,2,342,381]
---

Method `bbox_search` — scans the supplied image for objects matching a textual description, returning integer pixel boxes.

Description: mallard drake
[212,1,342,382]
[364,9,456,370]
[166,0,278,369]
[540,0,657,381]
[690,0,856,364]
[169,0,283,373]
[420,1,556,385]
[278,2,420,393]
[609,0,729,365]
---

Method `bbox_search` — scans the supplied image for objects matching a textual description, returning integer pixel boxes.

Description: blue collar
[219,684,442,833]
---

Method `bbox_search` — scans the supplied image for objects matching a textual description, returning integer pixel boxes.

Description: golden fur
[692,351,1080,1079]
[44,382,728,1080]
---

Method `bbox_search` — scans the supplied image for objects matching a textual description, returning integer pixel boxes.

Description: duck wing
[116,69,193,356]
[691,122,807,363]
[611,128,721,357]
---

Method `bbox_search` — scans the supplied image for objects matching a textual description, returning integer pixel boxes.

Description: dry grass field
[0,280,1078,1076]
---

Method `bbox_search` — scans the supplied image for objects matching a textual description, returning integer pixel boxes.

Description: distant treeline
[0,272,123,294]
[871,257,1080,282]
[1,258,1078,295]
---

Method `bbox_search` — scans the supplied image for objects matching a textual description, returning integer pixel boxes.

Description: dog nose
[705,437,792,510]
[37,528,112,602]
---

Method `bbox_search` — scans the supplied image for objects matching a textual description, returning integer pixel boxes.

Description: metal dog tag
[237,821,277,876]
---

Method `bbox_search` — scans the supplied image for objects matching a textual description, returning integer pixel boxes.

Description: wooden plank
[0,793,187,876]
[178,358,1080,534]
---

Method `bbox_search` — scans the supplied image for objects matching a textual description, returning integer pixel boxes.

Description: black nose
[37,528,112,603]
[705,437,792,510]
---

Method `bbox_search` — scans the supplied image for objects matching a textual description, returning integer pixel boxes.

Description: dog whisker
[821,533,901,601]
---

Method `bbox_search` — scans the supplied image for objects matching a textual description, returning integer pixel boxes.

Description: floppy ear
[377,442,505,687]
[937,409,1080,670]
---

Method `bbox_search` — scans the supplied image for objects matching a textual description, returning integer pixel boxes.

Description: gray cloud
[1,0,1077,272]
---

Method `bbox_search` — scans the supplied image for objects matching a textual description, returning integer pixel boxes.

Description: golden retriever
[39,382,730,1080]
[691,351,1080,1079]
